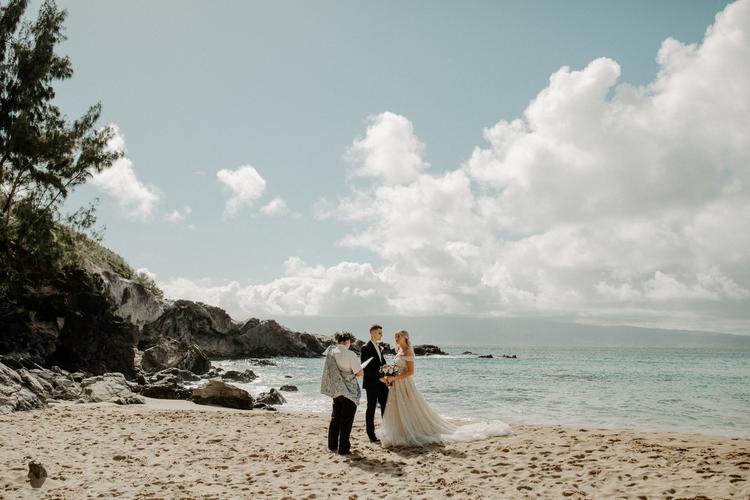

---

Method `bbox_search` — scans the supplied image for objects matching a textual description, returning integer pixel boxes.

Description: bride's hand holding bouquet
[379,363,399,386]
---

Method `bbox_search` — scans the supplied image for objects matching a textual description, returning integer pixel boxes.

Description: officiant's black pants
[365,384,388,440]
[328,396,357,454]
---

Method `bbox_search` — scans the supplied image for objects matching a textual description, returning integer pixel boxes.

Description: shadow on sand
[343,443,467,476]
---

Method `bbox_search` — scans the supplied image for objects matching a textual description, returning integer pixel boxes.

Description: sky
[33,0,750,334]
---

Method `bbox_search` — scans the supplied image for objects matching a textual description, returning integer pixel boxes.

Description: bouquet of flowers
[379,363,399,376]
[379,364,399,385]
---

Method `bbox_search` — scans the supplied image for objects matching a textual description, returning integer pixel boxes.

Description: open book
[361,357,374,370]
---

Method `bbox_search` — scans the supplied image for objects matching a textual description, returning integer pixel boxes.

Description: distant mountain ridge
[275,316,750,348]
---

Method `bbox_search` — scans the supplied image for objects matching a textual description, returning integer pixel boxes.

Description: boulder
[147,368,201,384]
[80,373,144,405]
[140,368,199,400]
[141,378,192,400]
[478,354,494,359]
[0,362,46,414]
[140,339,210,375]
[222,369,257,383]
[191,380,254,410]
[202,367,224,379]
[256,388,287,406]
[413,344,448,356]
[462,351,478,355]
[279,385,298,392]
[29,367,80,400]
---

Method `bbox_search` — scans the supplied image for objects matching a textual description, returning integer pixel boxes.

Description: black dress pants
[328,396,357,454]
[365,384,388,440]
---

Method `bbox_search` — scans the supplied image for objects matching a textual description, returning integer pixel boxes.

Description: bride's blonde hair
[395,329,411,347]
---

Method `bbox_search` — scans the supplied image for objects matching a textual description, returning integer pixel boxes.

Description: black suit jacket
[361,341,387,390]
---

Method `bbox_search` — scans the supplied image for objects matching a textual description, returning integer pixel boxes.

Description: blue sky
[40,1,750,333]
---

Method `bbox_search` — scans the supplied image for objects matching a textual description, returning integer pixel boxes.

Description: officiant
[320,331,363,455]
[361,324,389,442]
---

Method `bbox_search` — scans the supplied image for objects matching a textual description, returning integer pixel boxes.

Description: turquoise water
[215,346,750,437]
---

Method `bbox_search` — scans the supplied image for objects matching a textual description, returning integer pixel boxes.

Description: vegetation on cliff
[0,0,160,300]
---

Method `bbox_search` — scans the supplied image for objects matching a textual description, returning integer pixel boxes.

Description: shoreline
[1,400,748,498]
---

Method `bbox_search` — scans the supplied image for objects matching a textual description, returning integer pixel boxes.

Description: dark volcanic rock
[279,385,298,392]
[256,388,287,406]
[192,380,254,410]
[222,369,257,383]
[380,342,397,355]
[147,368,201,384]
[141,301,328,359]
[248,359,277,367]
[140,338,210,375]
[1,269,139,378]
[202,367,224,379]
[413,344,448,356]
[478,354,494,359]
[141,377,193,400]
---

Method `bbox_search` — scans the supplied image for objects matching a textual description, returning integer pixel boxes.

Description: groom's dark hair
[369,324,382,333]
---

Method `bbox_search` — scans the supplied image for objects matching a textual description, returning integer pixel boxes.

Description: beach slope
[1,400,748,499]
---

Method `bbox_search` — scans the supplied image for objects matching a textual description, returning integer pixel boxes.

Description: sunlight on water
[215,346,750,437]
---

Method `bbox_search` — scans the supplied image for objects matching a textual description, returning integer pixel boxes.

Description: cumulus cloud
[159,257,395,318]
[163,206,192,223]
[216,165,267,217]
[89,125,160,218]
[345,111,429,185]
[261,196,288,216]
[163,1,750,332]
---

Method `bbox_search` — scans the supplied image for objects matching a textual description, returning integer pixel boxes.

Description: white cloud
[163,206,192,223]
[261,196,288,216]
[163,1,750,333]
[89,125,160,218]
[345,112,429,185]
[159,257,395,318]
[216,165,267,217]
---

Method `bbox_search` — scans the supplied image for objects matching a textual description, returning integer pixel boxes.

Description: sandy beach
[0,400,748,499]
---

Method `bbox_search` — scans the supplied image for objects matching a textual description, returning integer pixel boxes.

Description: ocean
[213,346,750,437]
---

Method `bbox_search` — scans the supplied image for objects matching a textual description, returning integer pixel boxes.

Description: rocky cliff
[1,263,332,383]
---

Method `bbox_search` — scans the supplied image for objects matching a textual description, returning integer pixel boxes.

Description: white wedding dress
[380,351,511,447]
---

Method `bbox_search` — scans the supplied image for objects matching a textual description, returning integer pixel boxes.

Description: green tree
[0,0,120,273]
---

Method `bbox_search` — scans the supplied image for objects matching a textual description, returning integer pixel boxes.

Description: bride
[379,330,510,447]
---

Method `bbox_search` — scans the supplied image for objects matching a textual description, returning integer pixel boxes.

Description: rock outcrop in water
[413,344,448,356]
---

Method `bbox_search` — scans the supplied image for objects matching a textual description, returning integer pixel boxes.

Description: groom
[360,324,388,442]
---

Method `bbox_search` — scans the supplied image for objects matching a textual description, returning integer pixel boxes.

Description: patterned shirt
[320,345,361,405]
